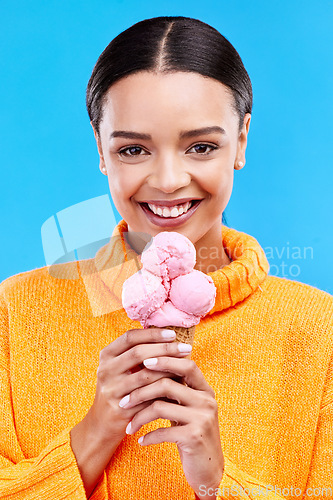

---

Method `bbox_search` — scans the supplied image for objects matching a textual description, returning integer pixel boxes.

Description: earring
[238,161,244,167]
[101,167,107,173]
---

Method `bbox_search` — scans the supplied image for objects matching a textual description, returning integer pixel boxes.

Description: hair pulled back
[86,16,253,136]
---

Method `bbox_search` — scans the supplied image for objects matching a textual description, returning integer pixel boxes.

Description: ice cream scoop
[143,300,201,329]
[121,268,168,322]
[141,231,196,279]
[169,269,216,317]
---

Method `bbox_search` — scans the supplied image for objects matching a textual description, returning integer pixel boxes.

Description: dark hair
[86,16,252,137]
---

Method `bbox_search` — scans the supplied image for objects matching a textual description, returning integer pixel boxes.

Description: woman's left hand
[120,352,224,499]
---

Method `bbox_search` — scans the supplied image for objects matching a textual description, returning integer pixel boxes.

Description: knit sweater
[0,221,332,500]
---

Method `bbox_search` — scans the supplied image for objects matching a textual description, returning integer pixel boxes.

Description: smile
[147,201,192,217]
[138,199,203,228]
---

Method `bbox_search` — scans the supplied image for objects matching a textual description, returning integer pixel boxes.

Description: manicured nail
[126,422,132,434]
[143,358,158,367]
[119,394,130,408]
[178,343,192,353]
[138,436,144,444]
[162,329,176,339]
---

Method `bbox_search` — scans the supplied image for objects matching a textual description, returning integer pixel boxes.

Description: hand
[71,328,192,498]
[120,355,224,498]
[84,328,192,451]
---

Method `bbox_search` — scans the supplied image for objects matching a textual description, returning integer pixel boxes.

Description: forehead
[101,71,238,131]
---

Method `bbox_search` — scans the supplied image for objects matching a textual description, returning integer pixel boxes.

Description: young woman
[0,16,332,500]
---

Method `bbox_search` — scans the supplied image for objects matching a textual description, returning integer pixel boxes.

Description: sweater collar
[88,220,269,317]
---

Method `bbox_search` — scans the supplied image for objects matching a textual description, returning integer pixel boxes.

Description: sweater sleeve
[194,457,286,499]
[212,456,286,499]
[0,295,108,499]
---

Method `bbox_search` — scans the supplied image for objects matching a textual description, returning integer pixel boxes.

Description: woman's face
[94,71,250,251]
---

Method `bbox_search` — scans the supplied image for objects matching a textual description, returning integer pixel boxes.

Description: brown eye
[118,146,148,157]
[187,143,218,155]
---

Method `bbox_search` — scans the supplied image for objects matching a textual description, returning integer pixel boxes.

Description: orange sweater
[0,221,332,499]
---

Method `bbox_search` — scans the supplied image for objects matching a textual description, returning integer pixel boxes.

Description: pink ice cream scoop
[143,300,201,328]
[122,268,168,322]
[122,231,216,329]
[169,269,216,317]
[141,231,196,280]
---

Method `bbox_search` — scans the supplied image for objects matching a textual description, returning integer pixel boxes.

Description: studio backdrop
[1,0,332,294]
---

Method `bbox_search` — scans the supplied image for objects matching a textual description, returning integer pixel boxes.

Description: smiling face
[94,71,251,269]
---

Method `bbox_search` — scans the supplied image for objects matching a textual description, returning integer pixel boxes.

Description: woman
[0,16,332,500]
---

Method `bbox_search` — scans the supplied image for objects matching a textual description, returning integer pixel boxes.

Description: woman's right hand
[71,327,190,497]
[84,327,191,450]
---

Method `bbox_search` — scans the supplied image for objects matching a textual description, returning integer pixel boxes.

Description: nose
[147,153,191,193]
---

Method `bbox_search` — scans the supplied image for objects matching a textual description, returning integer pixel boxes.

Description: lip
[138,199,202,228]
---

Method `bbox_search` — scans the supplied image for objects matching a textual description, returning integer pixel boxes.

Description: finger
[137,424,189,447]
[102,400,157,436]
[113,340,192,374]
[119,377,195,409]
[116,368,179,400]
[143,357,214,394]
[126,400,193,435]
[119,400,152,421]
[100,328,177,358]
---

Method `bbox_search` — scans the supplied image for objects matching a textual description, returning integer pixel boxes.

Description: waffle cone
[161,325,195,346]
[148,324,195,427]
[148,325,195,356]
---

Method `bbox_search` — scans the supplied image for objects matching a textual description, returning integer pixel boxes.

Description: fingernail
[126,422,132,434]
[119,394,130,408]
[162,329,176,339]
[143,358,158,367]
[138,436,144,444]
[178,343,192,353]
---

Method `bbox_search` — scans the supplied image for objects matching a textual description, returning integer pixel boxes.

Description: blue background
[1,0,332,294]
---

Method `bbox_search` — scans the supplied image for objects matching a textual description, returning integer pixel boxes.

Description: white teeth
[147,201,194,217]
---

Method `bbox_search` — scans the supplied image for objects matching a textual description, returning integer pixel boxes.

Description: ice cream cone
[163,325,195,346]
[148,325,195,357]
[149,325,195,427]
[122,231,216,430]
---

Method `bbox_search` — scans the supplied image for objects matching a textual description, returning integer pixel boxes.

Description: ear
[91,122,107,175]
[234,113,251,170]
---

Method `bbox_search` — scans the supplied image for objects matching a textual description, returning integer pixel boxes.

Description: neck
[194,225,231,274]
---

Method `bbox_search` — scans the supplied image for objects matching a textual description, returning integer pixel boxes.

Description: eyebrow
[109,126,226,141]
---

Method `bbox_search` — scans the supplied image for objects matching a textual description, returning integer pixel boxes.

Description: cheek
[200,164,234,197]
[107,164,142,204]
